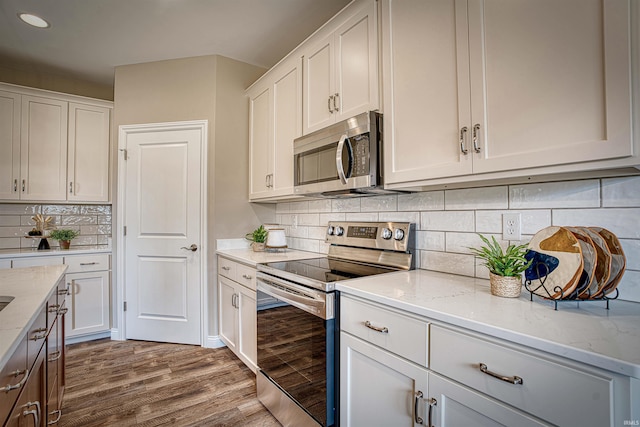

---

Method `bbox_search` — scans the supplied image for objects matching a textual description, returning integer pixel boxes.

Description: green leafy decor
[245,225,268,244]
[49,229,80,241]
[469,234,532,277]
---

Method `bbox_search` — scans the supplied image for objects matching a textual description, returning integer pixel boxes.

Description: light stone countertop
[0,246,111,259]
[216,248,321,267]
[336,269,640,379]
[0,265,68,370]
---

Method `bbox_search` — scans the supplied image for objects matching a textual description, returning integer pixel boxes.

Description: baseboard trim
[205,335,226,349]
[67,331,113,345]
[110,328,122,341]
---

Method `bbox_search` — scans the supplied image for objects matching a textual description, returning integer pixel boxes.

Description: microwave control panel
[351,135,370,177]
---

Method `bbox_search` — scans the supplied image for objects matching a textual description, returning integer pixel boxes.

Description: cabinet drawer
[236,264,256,291]
[340,295,428,367]
[430,325,614,427]
[64,254,110,273]
[218,257,236,281]
[0,334,27,425]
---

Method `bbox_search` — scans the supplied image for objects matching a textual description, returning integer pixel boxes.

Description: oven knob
[394,228,405,241]
[327,226,335,236]
[381,228,392,240]
[335,226,344,236]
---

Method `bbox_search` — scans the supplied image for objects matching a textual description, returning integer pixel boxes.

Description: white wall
[276,176,640,303]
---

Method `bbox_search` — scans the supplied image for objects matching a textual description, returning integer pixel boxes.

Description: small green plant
[49,229,80,241]
[245,225,268,243]
[469,234,532,277]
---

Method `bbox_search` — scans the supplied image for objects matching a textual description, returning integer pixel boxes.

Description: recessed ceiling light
[18,13,50,29]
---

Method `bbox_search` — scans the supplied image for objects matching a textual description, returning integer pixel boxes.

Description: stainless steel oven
[256,221,414,427]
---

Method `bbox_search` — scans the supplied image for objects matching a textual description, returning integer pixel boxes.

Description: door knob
[181,244,198,252]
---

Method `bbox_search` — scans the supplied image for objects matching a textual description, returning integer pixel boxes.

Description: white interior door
[122,122,206,345]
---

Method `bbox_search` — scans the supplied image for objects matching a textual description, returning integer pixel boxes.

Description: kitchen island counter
[337,269,640,379]
[0,265,68,371]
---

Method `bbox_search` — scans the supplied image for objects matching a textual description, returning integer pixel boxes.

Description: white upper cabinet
[383,0,635,187]
[302,0,379,134]
[68,103,111,202]
[0,91,21,200]
[21,95,69,201]
[0,83,112,203]
[248,56,302,201]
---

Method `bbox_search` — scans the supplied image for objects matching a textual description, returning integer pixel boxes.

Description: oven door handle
[257,277,332,320]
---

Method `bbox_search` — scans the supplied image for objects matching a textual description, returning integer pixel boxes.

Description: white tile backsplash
[602,176,640,207]
[509,180,600,209]
[445,187,508,210]
[276,175,640,303]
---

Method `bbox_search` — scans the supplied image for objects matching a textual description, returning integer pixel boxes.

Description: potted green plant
[49,229,80,250]
[245,225,268,252]
[469,234,532,298]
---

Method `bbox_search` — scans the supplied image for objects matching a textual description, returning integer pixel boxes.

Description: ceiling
[0,0,351,90]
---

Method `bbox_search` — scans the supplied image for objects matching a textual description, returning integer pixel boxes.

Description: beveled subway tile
[80,205,112,215]
[0,216,20,226]
[415,231,445,251]
[360,195,398,212]
[345,212,379,222]
[0,204,40,215]
[331,198,360,213]
[319,212,346,224]
[378,211,420,225]
[80,225,99,234]
[510,180,600,209]
[421,211,474,232]
[62,215,98,225]
[0,237,21,249]
[602,176,640,207]
[97,235,110,245]
[398,191,444,211]
[98,225,112,235]
[616,271,640,303]
[421,250,475,277]
[42,205,81,215]
[308,199,332,213]
[445,187,508,210]
[620,239,640,271]
[553,208,640,239]
[98,215,112,225]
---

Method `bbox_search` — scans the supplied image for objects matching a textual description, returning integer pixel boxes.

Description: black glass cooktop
[259,257,399,291]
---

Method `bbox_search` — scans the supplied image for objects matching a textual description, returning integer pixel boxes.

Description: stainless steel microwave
[294,111,392,197]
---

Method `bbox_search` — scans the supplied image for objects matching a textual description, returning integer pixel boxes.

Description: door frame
[114,120,208,344]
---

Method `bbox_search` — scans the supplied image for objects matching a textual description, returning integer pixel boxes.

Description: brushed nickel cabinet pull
[333,93,339,112]
[328,96,333,113]
[58,307,69,315]
[1,369,28,392]
[479,362,523,385]
[48,351,61,362]
[242,274,252,280]
[22,179,25,192]
[472,123,481,153]
[48,409,62,425]
[69,182,73,194]
[364,320,388,333]
[460,126,469,154]
[79,262,98,266]
[427,397,437,427]
[30,327,47,341]
[221,266,230,271]
[23,401,41,427]
[48,304,60,313]
[13,179,17,192]
[414,391,424,424]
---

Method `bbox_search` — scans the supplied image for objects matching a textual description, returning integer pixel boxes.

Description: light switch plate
[502,213,521,241]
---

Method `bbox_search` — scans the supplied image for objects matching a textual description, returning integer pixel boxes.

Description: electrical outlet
[502,213,521,241]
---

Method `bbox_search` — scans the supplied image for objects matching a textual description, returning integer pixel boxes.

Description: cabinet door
[429,372,547,427]
[382,0,472,184]
[237,285,257,372]
[334,0,379,122]
[20,95,68,201]
[468,0,632,174]
[6,350,45,427]
[302,34,335,134]
[68,103,111,202]
[340,332,428,427]
[218,276,238,352]
[271,57,302,195]
[0,91,21,200]
[248,85,273,199]
[65,271,110,338]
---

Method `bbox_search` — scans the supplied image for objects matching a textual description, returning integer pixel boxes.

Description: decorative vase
[489,272,522,298]
[59,240,71,250]
[251,242,265,252]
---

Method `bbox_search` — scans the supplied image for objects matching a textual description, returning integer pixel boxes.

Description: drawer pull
[479,362,523,385]
[49,304,60,313]
[242,274,253,280]
[414,391,424,424]
[31,328,47,341]
[79,262,98,266]
[58,307,69,315]
[1,369,28,392]
[23,401,41,427]
[364,320,388,334]
[221,266,230,271]
[48,409,62,425]
[48,351,61,362]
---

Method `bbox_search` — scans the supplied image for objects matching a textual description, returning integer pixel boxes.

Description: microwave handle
[336,134,351,185]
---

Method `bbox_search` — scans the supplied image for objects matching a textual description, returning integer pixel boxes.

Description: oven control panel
[326,221,413,252]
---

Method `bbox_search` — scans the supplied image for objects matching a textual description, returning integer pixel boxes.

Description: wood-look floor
[59,339,281,427]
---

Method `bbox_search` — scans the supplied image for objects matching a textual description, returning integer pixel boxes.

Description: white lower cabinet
[340,332,428,426]
[339,294,632,427]
[64,254,111,340]
[218,256,257,372]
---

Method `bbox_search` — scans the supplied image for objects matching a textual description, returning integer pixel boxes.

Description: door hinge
[124,301,127,312]
[123,226,127,236]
